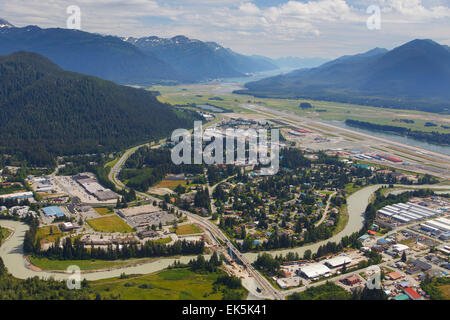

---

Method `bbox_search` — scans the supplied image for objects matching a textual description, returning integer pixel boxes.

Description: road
[314,192,337,228]
[242,103,450,180]
[107,144,281,299]
[108,142,151,192]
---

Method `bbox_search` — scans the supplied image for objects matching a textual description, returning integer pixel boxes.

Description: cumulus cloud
[0,0,449,58]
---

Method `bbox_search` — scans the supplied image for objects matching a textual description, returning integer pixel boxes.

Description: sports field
[87,215,134,233]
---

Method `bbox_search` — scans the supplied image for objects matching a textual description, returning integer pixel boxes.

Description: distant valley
[237,40,450,114]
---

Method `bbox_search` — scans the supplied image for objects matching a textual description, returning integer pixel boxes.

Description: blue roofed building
[42,206,65,217]
[358,234,370,241]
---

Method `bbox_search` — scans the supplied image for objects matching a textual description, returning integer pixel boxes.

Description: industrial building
[392,244,410,253]
[73,174,119,201]
[404,288,422,300]
[377,202,441,224]
[0,191,33,200]
[42,206,65,217]
[297,263,331,280]
[324,256,352,269]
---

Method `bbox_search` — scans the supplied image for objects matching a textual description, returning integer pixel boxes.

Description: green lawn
[93,207,114,216]
[170,224,203,235]
[29,256,155,271]
[87,215,134,233]
[90,268,246,300]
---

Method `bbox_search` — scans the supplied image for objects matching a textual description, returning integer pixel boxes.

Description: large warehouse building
[324,256,352,268]
[377,202,441,224]
[73,174,119,201]
[421,217,450,233]
[297,263,331,280]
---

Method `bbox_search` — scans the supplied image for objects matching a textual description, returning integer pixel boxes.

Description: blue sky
[1,0,450,59]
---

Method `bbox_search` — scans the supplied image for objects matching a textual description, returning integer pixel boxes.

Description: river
[325,120,450,156]
[243,184,382,262]
[1,184,447,280]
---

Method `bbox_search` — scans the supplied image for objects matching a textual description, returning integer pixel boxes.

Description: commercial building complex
[377,202,441,224]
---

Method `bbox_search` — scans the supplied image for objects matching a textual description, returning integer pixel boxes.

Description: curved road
[0,184,381,283]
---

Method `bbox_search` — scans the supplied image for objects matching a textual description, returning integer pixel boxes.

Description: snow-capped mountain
[0,18,14,28]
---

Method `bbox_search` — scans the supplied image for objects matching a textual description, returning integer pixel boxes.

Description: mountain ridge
[126,35,279,81]
[237,39,450,113]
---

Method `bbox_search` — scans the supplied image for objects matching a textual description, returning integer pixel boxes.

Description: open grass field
[36,225,64,244]
[90,268,246,300]
[151,84,450,134]
[439,284,450,299]
[170,224,203,235]
[93,207,114,216]
[154,179,189,190]
[29,256,155,271]
[87,215,134,233]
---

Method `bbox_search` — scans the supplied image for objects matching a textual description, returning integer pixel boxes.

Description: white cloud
[0,0,449,58]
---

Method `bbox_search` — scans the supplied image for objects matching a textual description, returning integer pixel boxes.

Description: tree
[303,249,312,260]
[401,251,407,263]
[300,102,312,110]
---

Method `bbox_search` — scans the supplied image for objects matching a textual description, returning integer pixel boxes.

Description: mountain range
[0,20,280,84]
[238,39,450,113]
[126,35,279,81]
[0,25,179,85]
[0,51,194,165]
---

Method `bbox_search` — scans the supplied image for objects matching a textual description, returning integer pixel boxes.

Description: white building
[392,244,409,253]
[298,263,331,279]
[324,256,352,268]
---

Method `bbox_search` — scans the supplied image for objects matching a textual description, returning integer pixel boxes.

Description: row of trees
[346,119,450,146]
[28,233,205,261]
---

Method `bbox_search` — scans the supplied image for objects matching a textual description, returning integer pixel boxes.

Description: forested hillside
[0,52,195,165]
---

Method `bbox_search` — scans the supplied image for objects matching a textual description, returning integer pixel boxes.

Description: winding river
[0,184,447,280]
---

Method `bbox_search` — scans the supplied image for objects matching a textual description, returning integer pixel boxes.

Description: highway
[107,143,282,299]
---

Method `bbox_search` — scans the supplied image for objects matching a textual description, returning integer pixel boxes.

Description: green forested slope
[0,52,194,165]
